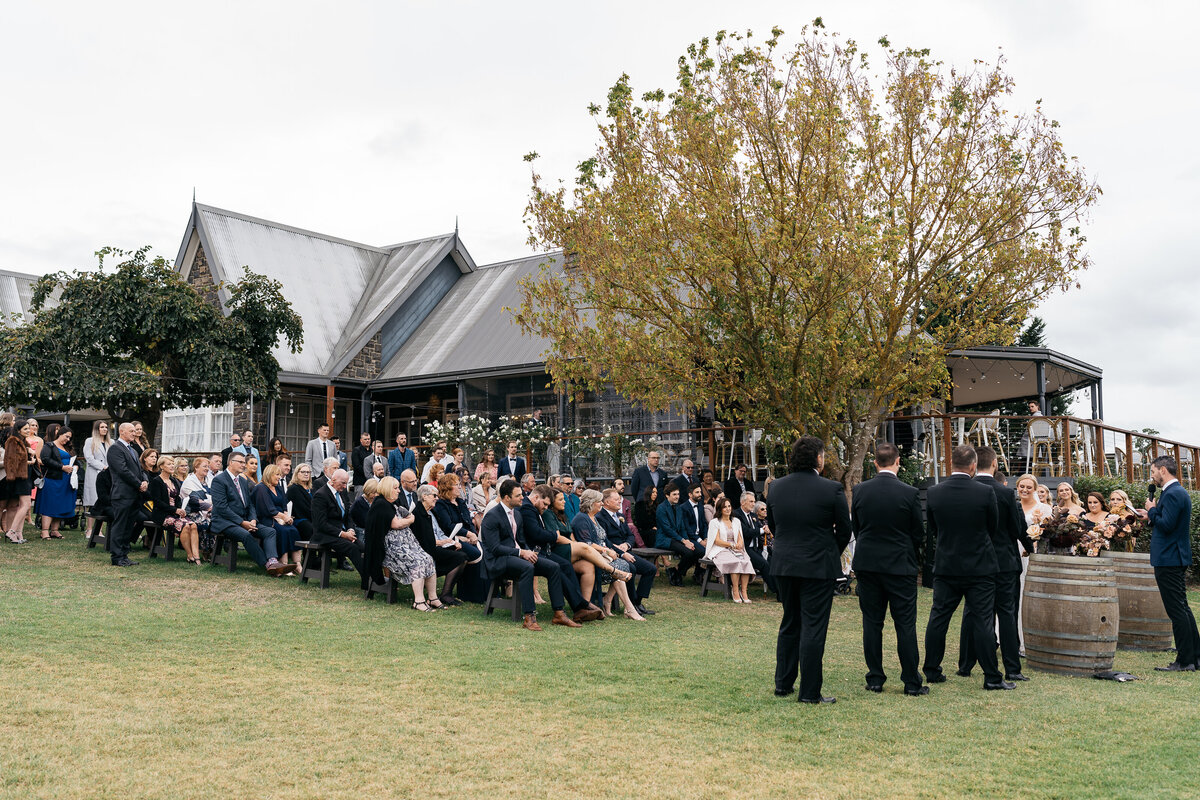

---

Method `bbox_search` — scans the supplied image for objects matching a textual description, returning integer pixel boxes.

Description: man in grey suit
[107,422,148,567]
[210,451,291,575]
[304,423,335,473]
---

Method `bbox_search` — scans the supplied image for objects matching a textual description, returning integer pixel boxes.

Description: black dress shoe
[1154,662,1196,672]
[112,557,138,567]
[799,696,836,704]
[925,673,947,683]
[1005,673,1030,682]
[904,686,930,696]
[954,669,972,678]
[984,680,1017,690]
[773,688,794,697]
[340,561,356,571]
[634,604,655,615]
[864,684,883,693]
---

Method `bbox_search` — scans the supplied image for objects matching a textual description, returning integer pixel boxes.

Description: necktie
[234,476,244,506]
[406,491,414,508]
[334,490,345,514]
[508,509,517,545]
[322,441,328,459]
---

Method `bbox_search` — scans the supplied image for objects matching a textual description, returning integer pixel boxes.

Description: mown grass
[2,527,1199,799]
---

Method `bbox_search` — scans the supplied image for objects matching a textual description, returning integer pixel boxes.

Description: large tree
[516,23,1099,491]
[1,246,303,443]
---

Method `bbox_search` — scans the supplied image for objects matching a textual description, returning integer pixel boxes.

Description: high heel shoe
[610,567,631,582]
[623,610,646,621]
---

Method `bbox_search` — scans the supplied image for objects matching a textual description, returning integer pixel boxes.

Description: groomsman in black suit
[922,445,1013,690]
[107,422,148,567]
[851,442,926,695]
[957,446,1033,682]
[769,436,852,705]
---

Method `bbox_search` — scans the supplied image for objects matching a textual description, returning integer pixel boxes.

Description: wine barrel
[1102,551,1173,651]
[1022,554,1118,676]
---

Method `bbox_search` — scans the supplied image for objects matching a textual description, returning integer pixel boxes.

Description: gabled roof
[174,203,475,379]
[374,251,561,386]
[0,268,41,325]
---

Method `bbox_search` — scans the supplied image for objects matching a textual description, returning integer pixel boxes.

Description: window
[162,403,234,453]
[274,396,352,454]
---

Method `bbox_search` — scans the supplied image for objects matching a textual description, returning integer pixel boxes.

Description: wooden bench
[631,547,673,575]
[483,576,522,621]
[85,516,112,551]
[699,559,733,599]
[297,540,333,588]
[144,522,177,561]
[363,574,398,604]
[210,533,240,572]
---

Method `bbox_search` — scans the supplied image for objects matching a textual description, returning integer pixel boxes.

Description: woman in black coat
[432,474,481,564]
[411,484,467,606]
[286,465,316,540]
[364,477,439,610]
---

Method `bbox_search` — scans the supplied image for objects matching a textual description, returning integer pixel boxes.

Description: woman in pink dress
[705,497,755,603]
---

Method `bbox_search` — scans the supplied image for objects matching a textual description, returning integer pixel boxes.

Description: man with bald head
[107,422,148,567]
[397,469,420,511]
[311,468,365,576]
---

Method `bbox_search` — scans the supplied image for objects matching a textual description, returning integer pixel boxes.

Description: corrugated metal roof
[0,268,40,325]
[376,252,561,383]
[194,205,387,376]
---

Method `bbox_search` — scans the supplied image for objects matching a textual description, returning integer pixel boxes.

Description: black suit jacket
[108,440,143,502]
[630,465,670,506]
[766,470,852,579]
[926,473,999,577]
[519,497,556,552]
[974,474,1032,574]
[496,456,526,479]
[678,499,706,543]
[480,502,528,576]
[669,473,693,499]
[733,508,764,549]
[311,484,352,545]
[598,507,635,549]
[724,476,755,506]
[351,444,372,486]
[850,473,924,576]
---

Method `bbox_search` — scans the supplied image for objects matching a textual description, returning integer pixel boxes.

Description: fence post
[1094,423,1106,478]
[708,428,717,479]
[1125,432,1134,482]
[1062,418,1073,477]
[942,416,953,477]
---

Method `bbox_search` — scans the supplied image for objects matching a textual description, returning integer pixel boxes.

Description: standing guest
[287,464,317,541]
[633,486,658,549]
[388,433,417,480]
[351,432,373,489]
[850,442,926,696]
[1015,474,1052,645]
[957,447,1032,683]
[724,464,755,507]
[310,469,365,576]
[409,484,468,605]
[676,483,710,584]
[256,464,303,574]
[1035,483,1052,505]
[149,456,199,562]
[449,447,466,477]
[496,440,527,480]
[1141,455,1200,672]
[107,423,148,567]
[37,424,77,540]
[656,484,698,587]
[363,477,442,611]
[1016,400,1043,465]
[571,489,644,620]
[180,457,214,560]
[480,479,575,631]
[597,488,656,614]
[733,492,775,594]
[474,448,498,483]
[706,497,755,603]
[420,443,451,484]
[220,433,242,468]
[921,445,1010,690]
[82,420,110,534]
[25,418,44,524]
[304,423,335,473]
[211,452,290,576]
[233,430,261,479]
[131,422,148,455]
[630,450,669,509]
[265,437,288,467]
[770,436,852,705]
[670,459,696,497]
[362,441,387,487]
[331,437,348,471]
[1,419,33,543]
[698,469,720,505]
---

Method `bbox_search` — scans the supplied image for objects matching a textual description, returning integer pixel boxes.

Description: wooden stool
[699,559,732,599]
[483,576,521,621]
[145,522,176,561]
[363,574,399,604]
[86,516,111,551]
[297,541,332,588]
[210,534,239,572]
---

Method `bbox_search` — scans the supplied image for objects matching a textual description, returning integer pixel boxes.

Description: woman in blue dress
[37,423,78,539]
[255,463,303,575]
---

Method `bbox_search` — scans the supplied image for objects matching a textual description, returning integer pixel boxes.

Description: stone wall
[338,332,382,380]
[187,243,221,308]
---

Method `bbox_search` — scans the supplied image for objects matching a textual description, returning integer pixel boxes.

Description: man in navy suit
[598,488,656,614]
[107,422,148,567]
[211,452,290,575]
[495,440,527,481]
[480,479,576,631]
[1142,455,1200,671]
[677,483,709,583]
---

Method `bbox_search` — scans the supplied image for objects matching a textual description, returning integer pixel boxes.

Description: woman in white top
[82,420,110,530]
[1014,473,1053,650]
[469,471,497,530]
[706,497,755,603]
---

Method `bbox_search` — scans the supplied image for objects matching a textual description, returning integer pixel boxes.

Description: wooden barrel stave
[1022,554,1119,676]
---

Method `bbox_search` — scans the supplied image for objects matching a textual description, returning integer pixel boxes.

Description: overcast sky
[2,1,1197,442]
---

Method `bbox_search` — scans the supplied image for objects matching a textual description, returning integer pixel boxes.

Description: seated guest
[350,478,376,534]
[706,497,755,603]
[597,487,656,615]
[210,452,291,575]
[421,444,449,484]
[372,461,387,481]
[633,486,658,549]
[699,468,720,505]
[527,486,609,620]
[571,489,645,620]
[657,484,700,586]
[242,456,259,490]
[363,477,443,612]
[181,457,214,560]
[732,492,774,594]
[396,469,421,512]
[287,463,317,542]
[205,454,222,488]
[480,479,576,631]
[256,464,303,574]
[409,484,467,605]
[311,469,366,576]
[470,471,497,528]
[562,476,581,519]
[676,483,710,583]
[474,448,498,483]
[426,462,445,488]
[610,478,640,545]
[433,473,482,564]
[173,458,189,486]
[312,457,339,494]
[149,455,200,564]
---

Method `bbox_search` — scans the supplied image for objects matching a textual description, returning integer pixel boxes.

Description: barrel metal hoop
[1024,591,1119,603]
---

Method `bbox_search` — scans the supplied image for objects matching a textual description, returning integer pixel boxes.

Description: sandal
[428,599,446,610]
[49,532,63,539]
[411,601,434,612]
[4,530,21,544]
[610,567,631,582]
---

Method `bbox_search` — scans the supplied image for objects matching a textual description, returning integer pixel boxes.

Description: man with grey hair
[206,454,222,488]
[733,491,774,594]
[310,468,365,576]
[313,456,340,494]
[520,473,537,495]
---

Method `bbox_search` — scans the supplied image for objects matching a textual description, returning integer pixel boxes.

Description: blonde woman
[1053,482,1083,517]
[1035,483,1051,505]
[82,420,110,533]
[1014,473,1053,647]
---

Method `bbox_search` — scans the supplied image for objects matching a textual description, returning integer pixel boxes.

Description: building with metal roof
[0,268,40,325]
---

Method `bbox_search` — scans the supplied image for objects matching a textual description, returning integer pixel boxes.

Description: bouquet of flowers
[1027,513,1115,557]
[1107,513,1149,552]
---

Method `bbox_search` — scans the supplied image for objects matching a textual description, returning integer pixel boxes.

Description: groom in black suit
[769,436,852,704]
[922,445,1013,690]
[851,442,926,695]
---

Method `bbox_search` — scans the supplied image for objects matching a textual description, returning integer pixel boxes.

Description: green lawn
[2,527,1199,800]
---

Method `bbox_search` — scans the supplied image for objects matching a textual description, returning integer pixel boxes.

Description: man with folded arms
[210,452,291,575]
[851,442,926,696]
[481,479,576,631]
[922,445,1012,690]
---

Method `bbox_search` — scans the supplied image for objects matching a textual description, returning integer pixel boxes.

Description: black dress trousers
[774,575,836,700]
[856,570,922,690]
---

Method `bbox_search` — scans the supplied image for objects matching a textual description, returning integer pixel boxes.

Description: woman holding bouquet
[1053,482,1084,517]
[1015,474,1053,649]
[1107,490,1142,551]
